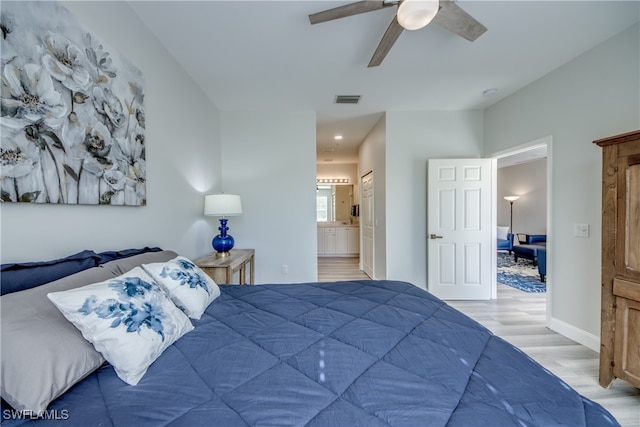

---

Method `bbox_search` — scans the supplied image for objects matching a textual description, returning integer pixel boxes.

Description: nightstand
[195,249,254,285]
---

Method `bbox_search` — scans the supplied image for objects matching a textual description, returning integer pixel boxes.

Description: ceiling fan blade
[309,1,391,25]
[432,0,487,42]
[368,16,404,67]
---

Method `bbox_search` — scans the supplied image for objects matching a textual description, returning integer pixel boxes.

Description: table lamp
[204,194,243,257]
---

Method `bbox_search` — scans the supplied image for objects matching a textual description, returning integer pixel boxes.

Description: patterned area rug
[497,252,546,293]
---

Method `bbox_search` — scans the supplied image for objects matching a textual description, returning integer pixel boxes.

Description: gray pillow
[100,250,178,276]
[0,266,115,412]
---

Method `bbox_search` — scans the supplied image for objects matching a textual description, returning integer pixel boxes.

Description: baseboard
[549,317,600,353]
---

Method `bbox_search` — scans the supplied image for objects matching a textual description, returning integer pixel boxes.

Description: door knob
[430,234,443,239]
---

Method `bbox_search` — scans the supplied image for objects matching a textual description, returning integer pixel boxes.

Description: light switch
[574,223,590,238]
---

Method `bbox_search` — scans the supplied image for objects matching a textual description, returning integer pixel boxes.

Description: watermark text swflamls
[3,409,69,420]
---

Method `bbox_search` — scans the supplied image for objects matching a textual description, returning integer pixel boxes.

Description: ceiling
[127,1,639,164]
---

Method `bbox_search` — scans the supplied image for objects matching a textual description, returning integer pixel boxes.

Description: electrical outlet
[281,265,288,274]
[574,223,590,238]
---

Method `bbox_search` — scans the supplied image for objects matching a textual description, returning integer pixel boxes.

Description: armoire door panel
[623,159,640,275]
[614,296,640,385]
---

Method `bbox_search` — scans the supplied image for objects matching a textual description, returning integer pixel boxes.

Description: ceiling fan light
[397,0,439,31]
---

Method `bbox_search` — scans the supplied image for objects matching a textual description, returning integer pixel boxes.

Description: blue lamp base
[212,218,235,257]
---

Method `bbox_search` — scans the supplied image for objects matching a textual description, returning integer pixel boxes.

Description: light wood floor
[318,257,640,426]
[318,256,370,282]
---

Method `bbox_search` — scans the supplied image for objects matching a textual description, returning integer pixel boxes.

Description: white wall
[358,115,387,279]
[385,110,484,289]
[484,24,640,348]
[220,111,317,284]
[0,2,222,263]
[497,158,547,235]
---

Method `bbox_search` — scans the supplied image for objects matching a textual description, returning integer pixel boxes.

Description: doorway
[493,136,551,325]
[361,171,374,278]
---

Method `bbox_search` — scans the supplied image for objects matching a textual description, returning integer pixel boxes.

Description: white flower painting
[0,2,146,206]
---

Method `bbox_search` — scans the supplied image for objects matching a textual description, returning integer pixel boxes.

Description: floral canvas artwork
[1,1,146,206]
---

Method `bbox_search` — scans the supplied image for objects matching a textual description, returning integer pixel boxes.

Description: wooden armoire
[594,130,640,388]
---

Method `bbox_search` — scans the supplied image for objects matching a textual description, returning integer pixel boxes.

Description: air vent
[335,95,361,104]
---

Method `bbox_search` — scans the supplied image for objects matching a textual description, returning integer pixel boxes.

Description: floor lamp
[504,196,519,237]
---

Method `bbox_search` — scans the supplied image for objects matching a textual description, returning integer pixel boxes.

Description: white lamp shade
[397,0,439,31]
[504,196,520,202]
[204,194,243,216]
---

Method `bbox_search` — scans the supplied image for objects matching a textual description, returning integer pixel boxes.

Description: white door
[347,227,359,254]
[427,159,493,300]
[317,228,325,254]
[361,172,374,278]
[325,228,337,253]
[336,228,348,253]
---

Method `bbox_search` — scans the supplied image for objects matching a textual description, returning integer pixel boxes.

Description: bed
[1,250,619,426]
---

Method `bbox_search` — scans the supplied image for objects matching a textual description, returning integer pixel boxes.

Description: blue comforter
[4,280,618,426]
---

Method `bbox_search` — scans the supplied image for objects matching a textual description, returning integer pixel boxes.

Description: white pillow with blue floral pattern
[142,256,220,320]
[47,267,194,385]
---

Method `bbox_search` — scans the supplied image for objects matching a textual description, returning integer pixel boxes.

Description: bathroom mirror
[316,185,354,222]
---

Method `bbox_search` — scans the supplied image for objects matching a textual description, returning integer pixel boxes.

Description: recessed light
[334,135,343,140]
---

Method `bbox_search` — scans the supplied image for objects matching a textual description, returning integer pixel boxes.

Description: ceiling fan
[309,0,487,67]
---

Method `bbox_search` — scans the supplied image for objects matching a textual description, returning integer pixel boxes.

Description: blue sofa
[537,247,547,282]
[513,234,547,282]
[497,233,515,253]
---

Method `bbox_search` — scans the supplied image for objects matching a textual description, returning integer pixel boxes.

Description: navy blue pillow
[0,247,163,296]
[96,247,162,264]
[0,250,101,296]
